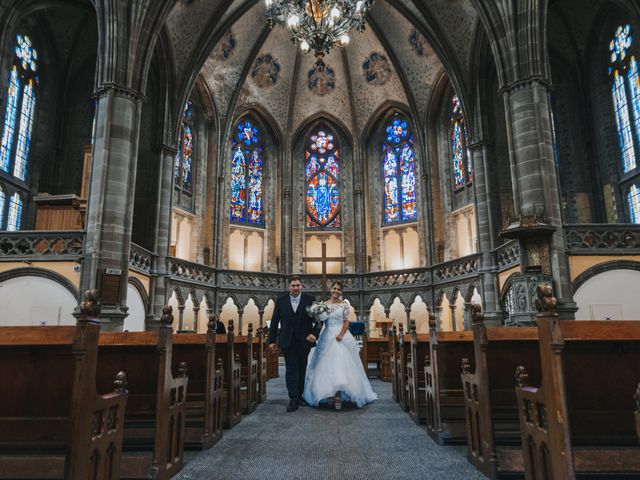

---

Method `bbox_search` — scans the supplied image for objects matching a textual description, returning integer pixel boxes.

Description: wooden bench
[266,345,280,379]
[406,321,430,425]
[173,317,224,450]
[515,286,640,479]
[461,304,540,478]
[235,323,259,414]
[360,334,391,381]
[96,306,188,480]
[0,290,128,480]
[390,325,410,408]
[215,320,241,429]
[255,327,268,403]
[425,317,474,445]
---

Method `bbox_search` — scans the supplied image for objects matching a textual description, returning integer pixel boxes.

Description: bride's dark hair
[331,280,343,290]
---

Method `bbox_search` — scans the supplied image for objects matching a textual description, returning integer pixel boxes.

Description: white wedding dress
[303,302,378,408]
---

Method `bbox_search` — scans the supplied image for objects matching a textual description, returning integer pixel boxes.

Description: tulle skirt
[303,325,377,408]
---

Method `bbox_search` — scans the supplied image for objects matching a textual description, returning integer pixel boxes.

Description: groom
[268,276,319,412]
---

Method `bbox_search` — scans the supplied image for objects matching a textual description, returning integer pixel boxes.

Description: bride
[303,281,378,409]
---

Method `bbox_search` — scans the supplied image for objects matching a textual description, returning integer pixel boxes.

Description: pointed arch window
[610,25,639,174]
[0,34,38,182]
[629,184,640,223]
[229,118,264,226]
[175,98,194,194]
[7,192,22,231]
[382,114,416,225]
[0,186,5,227]
[451,95,472,189]
[306,126,341,228]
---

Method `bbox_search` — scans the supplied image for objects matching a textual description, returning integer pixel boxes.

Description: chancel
[1,0,640,479]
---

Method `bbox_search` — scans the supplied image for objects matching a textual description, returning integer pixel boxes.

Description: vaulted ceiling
[163,0,481,137]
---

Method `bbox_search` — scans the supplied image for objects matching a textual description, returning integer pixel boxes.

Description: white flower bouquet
[306,301,331,330]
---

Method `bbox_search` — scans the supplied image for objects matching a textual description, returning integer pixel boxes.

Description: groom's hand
[269,343,277,353]
[306,334,316,343]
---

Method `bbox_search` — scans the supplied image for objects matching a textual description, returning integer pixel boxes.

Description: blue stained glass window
[629,184,640,223]
[0,187,5,227]
[14,79,35,180]
[383,114,416,224]
[628,57,640,153]
[0,34,38,187]
[7,192,22,231]
[175,98,194,194]
[612,69,636,173]
[306,127,341,228]
[0,67,20,173]
[451,94,470,189]
[230,118,264,225]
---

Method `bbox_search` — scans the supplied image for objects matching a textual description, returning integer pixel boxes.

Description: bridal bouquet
[306,301,331,330]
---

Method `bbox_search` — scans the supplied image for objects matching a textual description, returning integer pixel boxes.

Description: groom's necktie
[290,295,300,314]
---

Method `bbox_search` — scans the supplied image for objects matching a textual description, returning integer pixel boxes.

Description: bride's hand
[336,334,343,342]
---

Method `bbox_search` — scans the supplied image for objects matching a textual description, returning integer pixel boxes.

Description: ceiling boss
[265,0,373,67]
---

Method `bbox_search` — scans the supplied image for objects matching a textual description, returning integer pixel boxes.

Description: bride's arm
[336,303,350,341]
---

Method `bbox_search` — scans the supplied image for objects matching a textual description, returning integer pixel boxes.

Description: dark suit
[268,292,319,401]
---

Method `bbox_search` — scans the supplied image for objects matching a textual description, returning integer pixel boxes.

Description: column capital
[92,83,146,102]
[467,139,493,151]
[498,76,551,96]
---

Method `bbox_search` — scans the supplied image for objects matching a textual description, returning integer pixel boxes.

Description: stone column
[501,80,575,318]
[258,310,265,328]
[469,140,502,326]
[177,305,185,331]
[449,304,457,332]
[192,304,200,332]
[147,145,176,329]
[237,309,244,335]
[80,85,144,330]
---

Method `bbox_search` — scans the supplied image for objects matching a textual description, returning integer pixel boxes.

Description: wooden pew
[425,315,474,445]
[636,383,640,444]
[173,317,224,450]
[235,323,258,414]
[406,321,430,425]
[360,334,391,380]
[0,290,128,480]
[461,304,540,479]
[96,306,188,480]
[215,320,242,429]
[515,286,640,479]
[266,345,280,379]
[255,327,268,403]
[390,325,410,407]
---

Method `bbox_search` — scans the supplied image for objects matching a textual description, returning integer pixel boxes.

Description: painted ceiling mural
[167,0,478,137]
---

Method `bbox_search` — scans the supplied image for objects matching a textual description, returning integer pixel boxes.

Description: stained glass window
[175,98,194,194]
[610,25,639,174]
[451,94,471,189]
[229,118,264,225]
[0,187,4,227]
[629,184,640,223]
[7,192,22,231]
[306,127,341,228]
[0,35,37,181]
[382,115,416,224]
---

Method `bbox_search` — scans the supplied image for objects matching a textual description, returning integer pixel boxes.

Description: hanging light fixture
[266,0,373,67]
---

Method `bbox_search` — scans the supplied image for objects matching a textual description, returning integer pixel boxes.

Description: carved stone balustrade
[169,257,216,284]
[432,254,479,283]
[495,240,520,270]
[129,243,153,273]
[0,231,84,260]
[565,224,640,254]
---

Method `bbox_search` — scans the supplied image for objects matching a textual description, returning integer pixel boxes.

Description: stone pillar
[435,305,443,331]
[449,304,457,332]
[80,85,144,330]
[147,145,176,329]
[258,310,265,328]
[354,188,366,272]
[192,304,200,332]
[237,309,244,335]
[177,305,185,331]
[469,140,502,326]
[405,308,412,331]
[501,80,576,318]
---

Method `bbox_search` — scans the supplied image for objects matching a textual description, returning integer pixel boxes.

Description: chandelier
[265,0,373,66]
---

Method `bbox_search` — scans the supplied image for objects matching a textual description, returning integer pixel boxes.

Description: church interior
[1,0,640,478]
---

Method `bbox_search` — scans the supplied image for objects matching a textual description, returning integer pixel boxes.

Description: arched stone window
[382,113,416,225]
[229,117,265,226]
[450,95,472,189]
[609,24,640,222]
[305,125,341,229]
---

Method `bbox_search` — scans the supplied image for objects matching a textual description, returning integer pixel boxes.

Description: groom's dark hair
[289,275,302,284]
